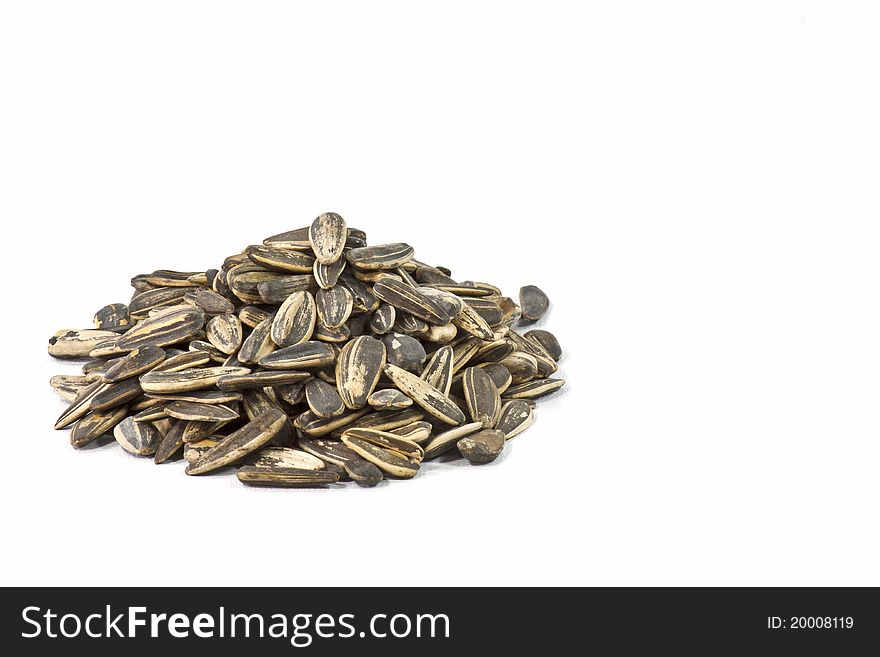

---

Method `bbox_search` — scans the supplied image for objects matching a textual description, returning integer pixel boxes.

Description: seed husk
[271,291,316,347]
[217,370,309,391]
[309,212,348,265]
[382,332,426,373]
[383,363,465,425]
[205,314,243,355]
[294,407,370,437]
[117,306,206,350]
[50,375,90,402]
[94,303,132,331]
[451,302,494,340]
[153,420,187,463]
[144,270,201,287]
[373,278,451,325]
[274,379,309,405]
[420,345,454,395]
[186,409,288,475]
[338,273,379,313]
[341,428,424,461]
[146,389,243,405]
[151,350,211,372]
[71,406,129,448]
[344,436,420,478]
[259,341,336,370]
[369,304,396,335]
[237,466,340,487]
[305,378,346,418]
[131,404,170,423]
[182,419,228,444]
[316,286,353,329]
[246,447,325,470]
[422,422,484,459]
[139,366,250,393]
[114,416,163,456]
[524,329,562,361]
[102,346,166,383]
[263,226,312,250]
[238,305,271,328]
[346,242,414,270]
[462,366,501,428]
[478,363,513,395]
[496,400,534,439]
[256,275,316,304]
[48,329,121,358]
[129,287,189,317]
[335,335,386,409]
[165,401,239,422]
[388,421,432,445]
[519,285,550,322]
[189,339,227,363]
[329,408,424,438]
[344,459,384,487]
[183,287,236,315]
[184,438,222,463]
[367,388,413,411]
[502,378,565,399]
[457,428,505,464]
[464,298,504,326]
[499,351,539,384]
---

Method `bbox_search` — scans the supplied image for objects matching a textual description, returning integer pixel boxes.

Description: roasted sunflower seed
[237,466,340,488]
[271,291,316,348]
[519,285,550,322]
[186,409,288,475]
[344,459,384,487]
[383,363,465,426]
[316,286,353,329]
[48,329,121,358]
[461,366,501,428]
[457,428,505,464]
[114,416,163,456]
[367,388,413,411]
[309,212,348,265]
[335,335,386,409]
[259,341,336,370]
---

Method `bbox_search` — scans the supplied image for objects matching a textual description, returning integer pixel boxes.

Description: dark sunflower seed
[329,408,424,438]
[217,370,310,391]
[499,351,539,384]
[238,314,277,364]
[183,287,236,315]
[298,435,363,466]
[524,329,562,361]
[338,274,379,313]
[478,363,513,395]
[153,420,187,464]
[238,305,271,328]
[165,401,239,422]
[145,389,243,405]
[70,406,129,448]
[344,459,384,487]
[519,285,550,321]
[259,341,335,370]
[341,428,424,461]
[373,278,451,325]
[451,302,494,340]
[313,257,346,289]
[94,303,132,331]
[369,304,396,334]
[496,400,534,438]
[262,226,312,250]
[343,436,419,478]
[144,270,201,287]
[150,350,210,372]
[205,314,243,355]
[457,428,505,464]
[314,321,351,342]
[117,306,205,350]
[129,287,189,317]
[382,333,426,374]
[388,421,432,445]
[367,388,413,411]
[420,345,453,395]
[502,378,565,400]
[294,407,370,437]
[90,378,142,412]
[245,244,315,273]
[305,378,346,418]
[422,422,483,459]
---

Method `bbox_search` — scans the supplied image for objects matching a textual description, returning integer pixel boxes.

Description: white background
[1,1,878,587]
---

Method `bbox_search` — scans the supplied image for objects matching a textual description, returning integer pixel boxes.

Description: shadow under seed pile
[48,212,566,487]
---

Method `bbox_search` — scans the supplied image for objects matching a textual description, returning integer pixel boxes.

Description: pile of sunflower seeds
[48,213,565,488]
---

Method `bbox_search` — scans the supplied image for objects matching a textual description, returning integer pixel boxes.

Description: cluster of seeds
[49,213,565,487]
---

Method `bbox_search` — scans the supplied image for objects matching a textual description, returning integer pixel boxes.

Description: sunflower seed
[246,447,325,470]
[129,287,190,317]
[305,378,345,418]
[369,304,396,334]
[216,370,310,391]
[259,341,335,370]
[237,466,340,487]
[165,401,239,422]
[343,436,420,478]
[420,345,453,395]
[421,422,483,459]
[238,305,271,328]
[50,375,90,402]
[337,274,378,313]
[519,285,550,321]
[297,435,362,466]
[346,242,414,270]
[477,363,513,394]
[271,291,316,347]
[237,314,277,364]
[334,335,386,409]
[294,407,370,437]
[256,275,316,304]
[457,428,505,464]
[313,257,346,289]
[344,459,383,487]
[183,288,236,315]
[450,337,482,373]
[387,421,432,444]
[373,278,451,325]
[182,419,227,444]
[341,428,424,461]
[309,212,347,265]
[382,332,426,373]
[47,329,120,358]
[367,389,413,411]
[94,303,132,331]
[114,416,163,456]
[499,351,539,384]
[314,322,351,342]
[102,346,166,383]
[117,306,205,350]
[70,406,129,448]
[462,366,501,428]
[144,270,201,287]
[204,314,243,355]
[473,338,515,365]
[131,404,170,422]
[524,329,562,361]
[139,366,250,393]
[186,409,287,475]
[90,378,142,412]
[184,438,221,463]
[145,389,243,405]
[451,302,494,340]
[246,244,315,273]
[263,226,312,250]
[153,420,187,463]
[393,313,428,336]
[502,378,565,399]
[496,400,534,439]
[274,379,309,405]
[316,286,353,329]
[383,363,465,425]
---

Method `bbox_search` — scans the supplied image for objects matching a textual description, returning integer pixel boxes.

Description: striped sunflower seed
[271,291,316,348]
[245,244,315,273]
[309,212,347,265]
[496,400,534,439]
[383,363,465,426]
[297,435,362,466]
[153,420,187,464]
[294,407,370,437]
[343,436,420,478]
[462,366,501,428]
[524,329,562,361]
[502,378,565,399]
[422,422,483,459]
[102,346,166,383]
[382,333,426,374]
[151,350,211,372]
[50,375,90,402]
[114,416,163,456]
[313,257,346,289]
[238,314,277,364]
[316,286,353,329]
[48,329,120,358]
[238,305,271,328]
[329,408,424,438]
[94,303,132,331]
[344,459,384,487]
[346,242,414,270]
[144,390,243,405]
[186,408,288,475]
[335,335,386,409]
[373,278,451,325]
[70,406,129,448]
[457,428,505,464]
[90,378,143,412]
[165,401,239,422]
[139,366,250,394]
[305,378,345,418]
[341,428,424,461]
[369,304,396,334]
[117,306,206,350]
[420,345,454,395]
[217,370,310,391]
[246,447,325,470]
[367,389,413,411]
[237,466,340,488]
[183,287,236,315]
[206,314,243,355]
[259,341,336,370]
